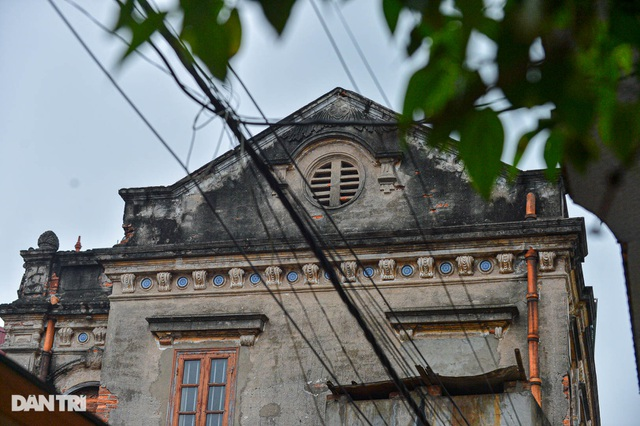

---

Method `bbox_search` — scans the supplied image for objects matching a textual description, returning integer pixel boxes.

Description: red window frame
[171,348,238,426]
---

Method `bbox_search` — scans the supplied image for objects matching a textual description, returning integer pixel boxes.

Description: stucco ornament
[265,266,282,286]
[378,158,397,194]
[192,270,207,290]
[157,272,172,292]
[302,264,320,285]
[58,327,74,346]
[398,328,414,342]
[240,335,256,346]
[378,259,396,281]
[37,230,60,251]
[120,273,135,294]
[539,251,557,272]
[92,327,107,346]
[456,255,474,276]
[340,261,357,283]
[496,253,515,274]
[229,268,245,288]
[417,257,435,278]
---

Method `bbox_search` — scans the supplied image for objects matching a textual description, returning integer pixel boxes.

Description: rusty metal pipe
[526,247,542,406]
[38,318,56,381]
[525,192,537,220]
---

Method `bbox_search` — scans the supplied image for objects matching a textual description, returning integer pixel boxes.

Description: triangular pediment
[117,88,564,248]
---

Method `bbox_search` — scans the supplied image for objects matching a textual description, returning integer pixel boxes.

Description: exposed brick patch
[95,385,118,423]
[119,224,135,245]
[562,374,570,426]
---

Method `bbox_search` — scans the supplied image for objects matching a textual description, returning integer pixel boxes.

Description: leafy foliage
[114,0,640,197]
[114,0,295,80]
[388,0,640,196]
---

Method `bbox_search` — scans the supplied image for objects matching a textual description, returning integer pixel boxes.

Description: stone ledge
[146,313,268,346]
[386,305,519,338]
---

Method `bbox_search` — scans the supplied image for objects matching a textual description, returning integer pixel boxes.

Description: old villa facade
[1,89,599,425]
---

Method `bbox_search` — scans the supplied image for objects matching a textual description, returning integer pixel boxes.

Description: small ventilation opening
[310,159,361,207]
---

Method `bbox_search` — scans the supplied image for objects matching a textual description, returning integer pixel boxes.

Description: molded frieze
[539,251,557,272]
[265,266,282,286]
[192,270,207,290]
[92,327,107,346]
[229,268,245,289]
[456,255,474,276]
[302,264,320,285]
[341,261,357,283]
[112,250,532,297]
[417,257,435,279]
[157,272,172,292]
[121,273,135,294]
[379,259,396,281]
[57,327,74,346]
[496,253,514,274]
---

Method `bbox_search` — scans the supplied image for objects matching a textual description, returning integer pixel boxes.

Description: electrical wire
[330,0,392,107]
[227,65,461,424]
[47,2,376,424]
[57,1,531,424]
[308,0,360,93]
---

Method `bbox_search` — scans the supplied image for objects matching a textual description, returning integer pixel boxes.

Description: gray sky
[0,1,637,423]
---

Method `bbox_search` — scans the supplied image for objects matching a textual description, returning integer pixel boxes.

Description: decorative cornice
[146,314,268,346]
[386,305,519,338]
[94,218,587,262]
[104,251,570,298]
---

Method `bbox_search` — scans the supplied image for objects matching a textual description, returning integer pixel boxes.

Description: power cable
[47,2,376,424]
[224,68,445,422]
[134,2,432,423]
[227,66,462,424]
[67,1,519,424]
[330,0,392,107]
[308,0,360,93]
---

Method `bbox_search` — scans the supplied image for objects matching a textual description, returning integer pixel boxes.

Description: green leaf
[113,0,167,62]
[612,43,634,75]
[402,60,459,119]
[610,102,640,165]
[251,0,296,35]
[610,5,640,45]
[124,10,167,60]
[458,109,504,198]
[406,24,425,56]
[383,0,404,34]
[513,128,541,169]
[543,127,564,180]
[180,0,242,80]
[113,0,136,32]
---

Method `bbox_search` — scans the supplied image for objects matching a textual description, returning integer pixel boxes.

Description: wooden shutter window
[172,349,237,426]
[310,159,361,207]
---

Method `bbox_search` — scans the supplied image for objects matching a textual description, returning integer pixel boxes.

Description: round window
[308,157,362,208]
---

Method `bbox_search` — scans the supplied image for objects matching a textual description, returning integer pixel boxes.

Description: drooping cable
[329,0,392,107]
[308,0,360,93]
[132,2,432,423]
[47,2,376,424]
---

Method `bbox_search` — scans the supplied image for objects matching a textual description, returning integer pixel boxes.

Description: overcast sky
[0,1,638,424]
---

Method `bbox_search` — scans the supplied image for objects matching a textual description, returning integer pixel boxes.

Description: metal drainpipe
[38,318,56,381]
[525,192,542,406]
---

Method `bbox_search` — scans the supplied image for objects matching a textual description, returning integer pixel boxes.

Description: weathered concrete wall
[118,90,566,248]
[0,90,597,425]
[99,245,577,425]
[325,391,551,426]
